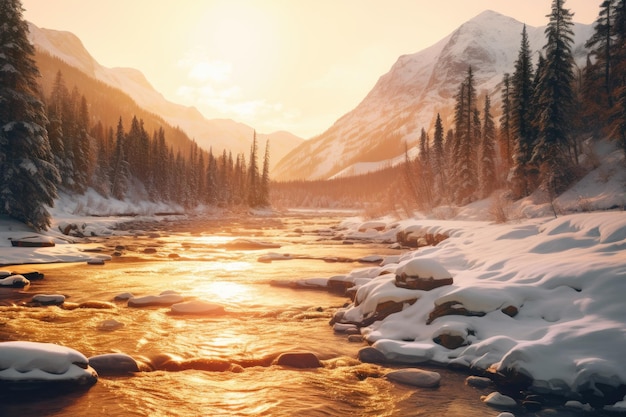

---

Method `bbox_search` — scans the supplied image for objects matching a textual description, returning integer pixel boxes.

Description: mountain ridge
[27,22,303,169]
[272,10,594,181]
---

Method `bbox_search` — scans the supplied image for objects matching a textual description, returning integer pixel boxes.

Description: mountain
[272,10,595,181]
[27,23,303,169]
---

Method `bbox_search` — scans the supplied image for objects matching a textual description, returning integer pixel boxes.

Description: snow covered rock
[0,274,30,288]
[31,294,66,306]
[394,257,453,290]
[0,341,97,396]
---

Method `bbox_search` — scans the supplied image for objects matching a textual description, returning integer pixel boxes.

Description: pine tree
[259,140,271,207]
[608,0,626,152]
[585,0,616,115]
[499,73,513,173]
[247,131,260,207]
[453,66,479,205]
[0,0,60,230]
[432,113,446,199]
[480,95,497,197]
[509,25,537,198]
[110,118,130,200]
[532,0,577,195]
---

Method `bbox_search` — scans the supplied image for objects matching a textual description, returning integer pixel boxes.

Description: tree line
[0,0,269,231]
[404,0,626,212]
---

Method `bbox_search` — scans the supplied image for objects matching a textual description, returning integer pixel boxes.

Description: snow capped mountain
[27,23,303,168]
[273,10,594,181]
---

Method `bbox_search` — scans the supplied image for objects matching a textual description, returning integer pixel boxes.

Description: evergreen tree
[260,140,271,207]
[532,0,577,195]
[453,66,479,204]
[608,0,626,152]
[499,73,513,173]
[585,0,616,116]
[432,113,446,198]
[0,0,60,230]
[480,95,497,197]
[247,131,260,207]
[110,118,130,200]
[509,25,537,198]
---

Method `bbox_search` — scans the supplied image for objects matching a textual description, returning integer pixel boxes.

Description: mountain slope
[273,10,594,181]
[27,23,303,168]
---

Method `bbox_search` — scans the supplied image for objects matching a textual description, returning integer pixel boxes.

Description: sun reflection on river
[196,281,252,304]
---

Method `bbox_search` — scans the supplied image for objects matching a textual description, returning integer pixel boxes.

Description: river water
[0,213,599,416]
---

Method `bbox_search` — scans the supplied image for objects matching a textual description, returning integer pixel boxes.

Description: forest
[0,0,269,230]
[2,0,626,230]
[274,0,626,214]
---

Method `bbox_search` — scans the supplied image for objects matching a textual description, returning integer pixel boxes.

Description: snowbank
[332,211,626,404]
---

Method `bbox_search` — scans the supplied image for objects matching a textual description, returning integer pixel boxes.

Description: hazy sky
[22,0,600,139]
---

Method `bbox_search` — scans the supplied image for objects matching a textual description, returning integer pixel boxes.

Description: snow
[0,139,623,406]
[330,210,626,400]
[0,341,94,382]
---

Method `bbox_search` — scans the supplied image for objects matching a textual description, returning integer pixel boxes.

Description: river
[0,213,599,416]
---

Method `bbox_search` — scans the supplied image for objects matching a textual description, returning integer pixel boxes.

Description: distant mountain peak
[272,11,593,181]
[27,22,303,170]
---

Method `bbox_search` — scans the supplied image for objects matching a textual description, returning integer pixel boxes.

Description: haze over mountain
[27,22,303,169]
[272,10,594,181]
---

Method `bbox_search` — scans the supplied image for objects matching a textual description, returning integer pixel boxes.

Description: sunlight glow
[198,281,252,304]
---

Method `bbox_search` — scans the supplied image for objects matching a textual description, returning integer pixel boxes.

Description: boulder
[427,301,486,324]
[170,300,225,315]
[274,351,322,369]
[31,294,66,306]
[394,258,453,290]
[358,347,387,364]
[385,368,441,388]
[481,392,517,408]
[89,353,141,375]
[0,341,98,397]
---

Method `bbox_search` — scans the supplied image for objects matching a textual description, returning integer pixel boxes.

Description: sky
[22,0,600,139]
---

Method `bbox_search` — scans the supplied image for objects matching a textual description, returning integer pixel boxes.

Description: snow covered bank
[330,211,626,407]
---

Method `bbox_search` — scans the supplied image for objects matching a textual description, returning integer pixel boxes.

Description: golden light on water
[197,281,252,304]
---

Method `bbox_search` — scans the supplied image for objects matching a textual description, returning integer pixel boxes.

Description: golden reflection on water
[0,215,500,417]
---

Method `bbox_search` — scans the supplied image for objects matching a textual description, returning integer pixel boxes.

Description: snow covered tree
[0,0,60,230]
[532,0,577,195]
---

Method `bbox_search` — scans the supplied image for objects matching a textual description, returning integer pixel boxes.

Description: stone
[97,319,124,331]
[385,368,441,388]
[427,301,485,324]
[31,294,65,306]
[347,335,364,343]
[127,293,184,307]
[395,274,453,290]
[481,392,517,408]
[433,333,467,349]
[89,353,140,375]
[274,351,322,369]
[465,376,493,388]
[501,305,519,317]
[358,347,387,364]
[170,300,225,315]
